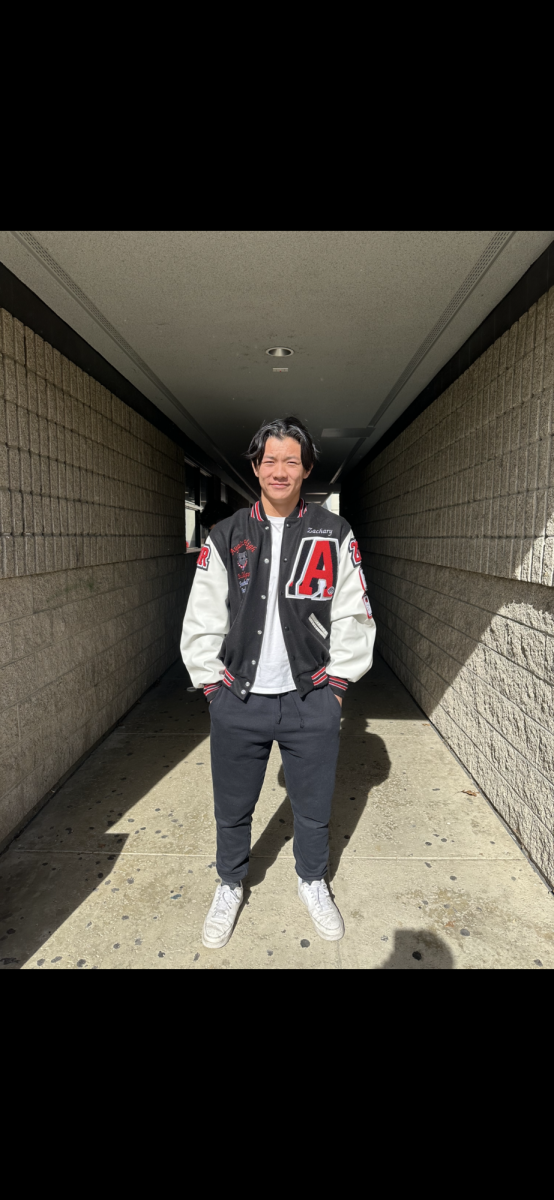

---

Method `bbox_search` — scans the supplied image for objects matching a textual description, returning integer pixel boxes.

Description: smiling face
[252,435,312,516]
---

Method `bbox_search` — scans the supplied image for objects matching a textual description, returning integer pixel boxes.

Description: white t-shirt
[251,516,296,694]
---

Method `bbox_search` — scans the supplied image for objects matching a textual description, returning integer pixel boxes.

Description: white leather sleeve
[180,540,230,687]
[328,531,376,681]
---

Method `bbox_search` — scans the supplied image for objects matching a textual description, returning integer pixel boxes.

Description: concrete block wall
[362,288,554,586]
[0,307,188,848]
[346,287,554,886]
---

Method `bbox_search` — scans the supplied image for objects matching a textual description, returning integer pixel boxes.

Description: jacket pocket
[209,685,225,711]
[327,684,342,719]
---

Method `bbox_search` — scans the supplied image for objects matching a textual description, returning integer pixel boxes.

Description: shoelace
[210,885,239,922]
[308,881,333,911]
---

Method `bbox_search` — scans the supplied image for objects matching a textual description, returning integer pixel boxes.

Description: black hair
[244,416,319,471]
[200,499,235,528]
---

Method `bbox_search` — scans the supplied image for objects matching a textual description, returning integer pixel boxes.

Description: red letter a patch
[286,537,339,600]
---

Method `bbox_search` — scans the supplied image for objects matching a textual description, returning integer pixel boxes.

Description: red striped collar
[250,498,308,521]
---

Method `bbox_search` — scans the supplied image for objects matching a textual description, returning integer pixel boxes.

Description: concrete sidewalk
[1,653,553,970]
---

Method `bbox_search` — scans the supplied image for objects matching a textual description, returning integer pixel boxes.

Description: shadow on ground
[246,679,394,888]
[0,661,204,969]
[1,652,419,969]
[378,929,455,969]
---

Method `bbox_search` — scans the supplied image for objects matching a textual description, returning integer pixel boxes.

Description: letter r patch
[196,545,211,570]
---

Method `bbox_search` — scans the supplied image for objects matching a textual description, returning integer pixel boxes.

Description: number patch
[349,537,362,567]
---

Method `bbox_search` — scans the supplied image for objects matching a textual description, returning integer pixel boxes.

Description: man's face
[252,436,311,503]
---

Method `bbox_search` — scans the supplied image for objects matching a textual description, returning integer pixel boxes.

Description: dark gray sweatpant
[208,686,342,885]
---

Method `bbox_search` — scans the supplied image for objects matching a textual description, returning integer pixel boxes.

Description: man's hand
[334,693,343,707]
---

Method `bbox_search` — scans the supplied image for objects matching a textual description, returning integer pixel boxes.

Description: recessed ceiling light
[266,347,294,357]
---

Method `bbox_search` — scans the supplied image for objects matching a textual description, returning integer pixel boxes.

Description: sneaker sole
[201,925,235,949]
[298,892,345,941]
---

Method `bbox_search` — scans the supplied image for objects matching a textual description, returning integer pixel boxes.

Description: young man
[181,416,376,949]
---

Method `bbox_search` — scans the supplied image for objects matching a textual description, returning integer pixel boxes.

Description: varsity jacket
[180,498,376,702]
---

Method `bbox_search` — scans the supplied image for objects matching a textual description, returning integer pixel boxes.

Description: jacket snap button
[264,558,269,563]
[283,558,288,562]
[261,595,266,599]
[284,626,289,631]
[241,689,246,695]
[265,526,269,530]
[251,659,256,665]
[245,682,251,688]
[257,630,262,635]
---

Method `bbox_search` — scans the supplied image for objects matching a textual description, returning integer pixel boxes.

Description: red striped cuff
[328,675,349,696]
[204,682,222,701]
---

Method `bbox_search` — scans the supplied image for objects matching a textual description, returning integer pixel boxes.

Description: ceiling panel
[2,230,552,490]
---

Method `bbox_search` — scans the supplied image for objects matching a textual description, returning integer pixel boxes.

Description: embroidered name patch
[231,538,256,556]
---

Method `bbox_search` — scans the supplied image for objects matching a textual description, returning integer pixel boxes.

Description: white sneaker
[298,877,345,941]
[202,882,243,949]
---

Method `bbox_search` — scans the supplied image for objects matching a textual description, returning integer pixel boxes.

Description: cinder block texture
[0,309,186,577]
[353,287,554,587]
[347,289,554,886]
[0,308,191,847]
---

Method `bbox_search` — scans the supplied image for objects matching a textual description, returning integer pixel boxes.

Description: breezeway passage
[1,653,552,970]
[2,231,554,966]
